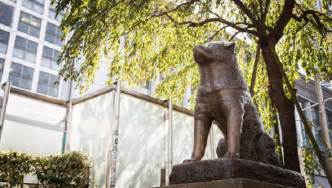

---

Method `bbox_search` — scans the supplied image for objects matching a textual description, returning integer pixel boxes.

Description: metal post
[315,75,331,149]
[109,80,121,188]
[160,168,166,186]
[164,99,173,185]
[0,82,10,141]
[62,100,72,154]
[62,80,73,154]
[168,99,173,169]
[161,106,168,186]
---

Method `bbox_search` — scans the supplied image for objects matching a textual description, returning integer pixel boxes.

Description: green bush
[0,152,32,186]
[0,151,90,188]
[35,152,90,187]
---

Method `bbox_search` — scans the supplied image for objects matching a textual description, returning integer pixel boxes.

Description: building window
[0,58,4,80]
[0,30,9,54]
[321,81,332,90]
[45,22,63,46]
[310,107,326,150]
[9,62,34,90]
[42,46,60,70]
[22,0,44,14]
[48,8,63,22]
[37,71,59,97]
[0,2,14,26]
[298,97,332,151]
[13,36,38,63]
[18,11,41,38]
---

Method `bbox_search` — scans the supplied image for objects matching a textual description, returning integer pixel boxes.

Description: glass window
[37,71,59,97]
[42,46,60,70]
[321,81,330,88]
[45,22,63,46]
[18,11,41,38]
[48,8,63,22]
[13,36,38,63]
[22,0,44,14]
[311,107,326,150]
[0,30,9,54]
[0,58,4,79]
[9,62,34,90]
[0,2,14,26]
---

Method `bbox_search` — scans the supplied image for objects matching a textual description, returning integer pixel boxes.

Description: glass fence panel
[70,92,114,188]
[172,112,223,162]
[116,94,165,188]
[0,90,224,188]
[206,124,223,160]
[172,111,194,164]
[0,120,63,155]
[0,93,65,155]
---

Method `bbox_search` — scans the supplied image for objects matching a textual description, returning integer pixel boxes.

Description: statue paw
[223,152,240,159]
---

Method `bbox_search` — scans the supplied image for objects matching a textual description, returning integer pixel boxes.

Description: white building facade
[0,0,86,100]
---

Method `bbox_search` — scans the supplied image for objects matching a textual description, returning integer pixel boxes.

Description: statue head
[193,41,235,64]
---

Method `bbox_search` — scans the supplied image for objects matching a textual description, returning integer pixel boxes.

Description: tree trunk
[259,39,301,172]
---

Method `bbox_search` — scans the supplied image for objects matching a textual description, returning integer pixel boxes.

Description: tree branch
[292,8,332,35]
[230,0,259,26]
[206,26,228,42]
[151,0,200,17]
[271,0,296,42]
[152,0,259,37]
[161,11,258,36]
[250,45,261,96]
[229,30,242,40]
[262,0,271,24]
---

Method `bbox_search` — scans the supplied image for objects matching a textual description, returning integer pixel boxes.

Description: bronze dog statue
[184,41,280,166]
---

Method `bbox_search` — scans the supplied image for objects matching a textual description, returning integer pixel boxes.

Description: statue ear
[193,46,214,63]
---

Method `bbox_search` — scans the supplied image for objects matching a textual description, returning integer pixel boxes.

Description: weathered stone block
[169,159,305,188]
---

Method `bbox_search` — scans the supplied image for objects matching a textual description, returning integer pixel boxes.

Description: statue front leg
[184,112,212,163]
[224,107,244,158]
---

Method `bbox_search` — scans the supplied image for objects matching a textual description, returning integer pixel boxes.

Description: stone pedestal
[164,159,305,188]
[158,178,296,188]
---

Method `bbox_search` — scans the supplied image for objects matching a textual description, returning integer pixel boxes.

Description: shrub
[0,151,90,188]
[35,152,90,187]
[0,151,33,186]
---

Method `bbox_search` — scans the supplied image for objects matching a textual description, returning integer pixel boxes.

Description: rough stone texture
[157,178,296,188]
[169,159,305,188]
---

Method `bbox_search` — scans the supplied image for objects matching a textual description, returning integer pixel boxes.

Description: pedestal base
[169,159,305,188]
[158,178,295,188]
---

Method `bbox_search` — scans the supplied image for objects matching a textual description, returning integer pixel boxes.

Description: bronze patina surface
[185,41,279,165]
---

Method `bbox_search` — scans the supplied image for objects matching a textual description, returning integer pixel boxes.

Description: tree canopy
[57,0,332,105]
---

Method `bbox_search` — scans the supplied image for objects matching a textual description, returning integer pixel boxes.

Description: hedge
[0,151,90,188]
